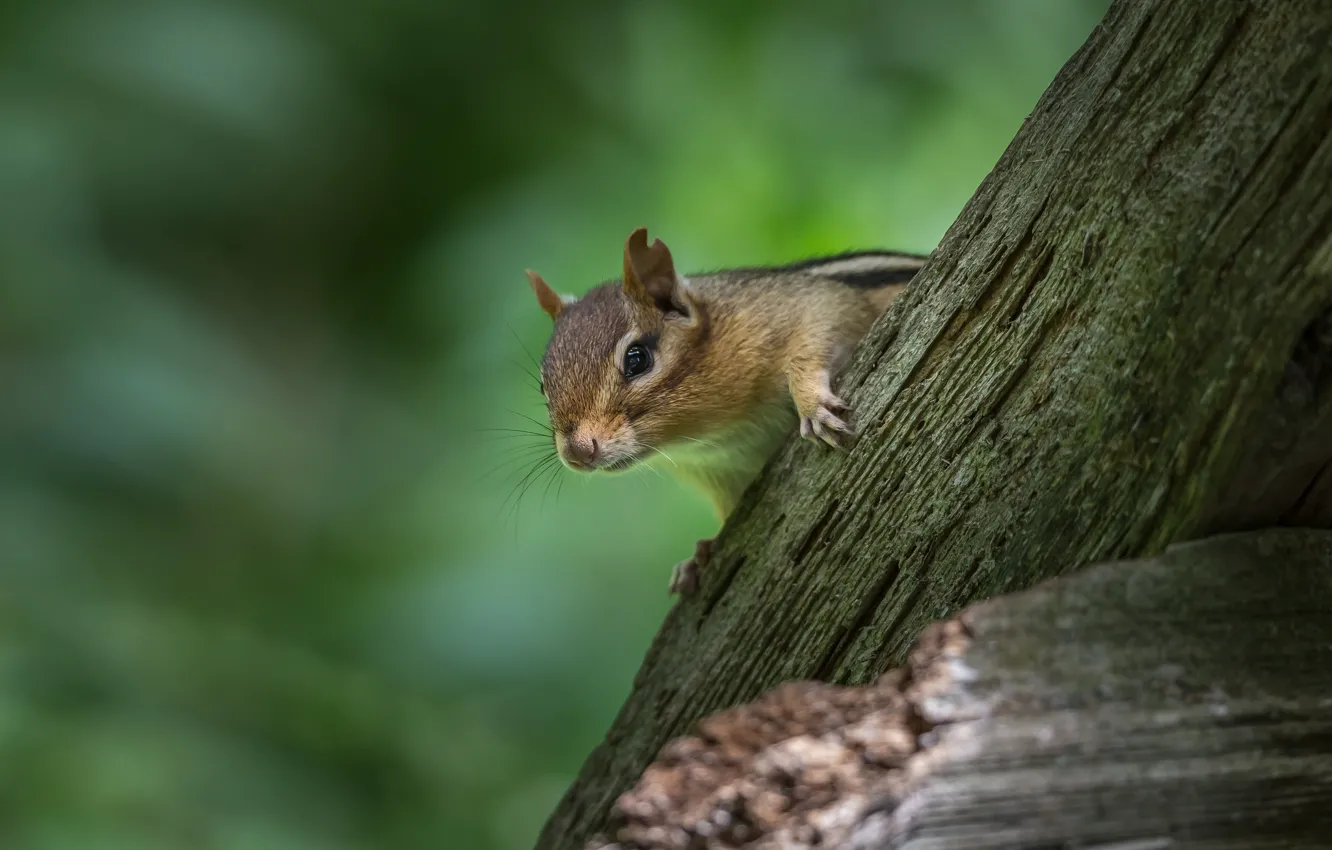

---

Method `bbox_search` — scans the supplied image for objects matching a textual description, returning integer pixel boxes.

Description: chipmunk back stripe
[706,252,927,289]
[780,251,928,289]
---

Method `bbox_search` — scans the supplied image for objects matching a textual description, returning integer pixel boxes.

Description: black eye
[623,342,652,379]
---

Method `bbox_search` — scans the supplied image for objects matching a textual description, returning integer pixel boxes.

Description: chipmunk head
[528,227,711,473]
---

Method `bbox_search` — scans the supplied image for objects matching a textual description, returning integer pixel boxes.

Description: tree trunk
[537,0,1332,847]
[591,529,1332,850]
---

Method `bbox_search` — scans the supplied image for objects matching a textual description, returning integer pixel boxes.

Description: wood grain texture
[538,0,1332,847]
[590,530,1332,849]
[892,529,1332,849]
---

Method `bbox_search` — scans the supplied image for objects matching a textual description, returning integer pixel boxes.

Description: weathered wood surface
[591,530,1332,849]
[538,0,1332,846]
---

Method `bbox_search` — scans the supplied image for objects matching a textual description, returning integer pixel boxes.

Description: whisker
[680,435,724,450]
[475,427,551,436]
[479,461,550,492]
[503,453,558,515]
[507,357,543,393]
[507,324,544,374]
[476,445,555,484]
[632,459,665,481]
[643,443,678,468]
[539,459,564,509]
[505,455,560,536]
[499,457,547,530]
[488,444,554,462]
[476,433,551,445]
[505,409,555,435]
[500,452,551,492]
[499,463,556,504]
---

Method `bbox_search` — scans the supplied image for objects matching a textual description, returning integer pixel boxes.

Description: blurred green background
[0,1,1108,848]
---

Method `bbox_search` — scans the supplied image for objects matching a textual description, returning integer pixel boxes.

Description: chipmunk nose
[562,433,600,469]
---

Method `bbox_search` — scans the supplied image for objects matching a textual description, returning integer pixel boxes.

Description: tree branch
[592,529,1332,849]
[539,0,1332,846]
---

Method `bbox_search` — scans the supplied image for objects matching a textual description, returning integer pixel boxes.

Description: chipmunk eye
[622,342,652,379]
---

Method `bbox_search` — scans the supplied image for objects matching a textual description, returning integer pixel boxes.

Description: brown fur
[866,282,908,313]
[531,229,928,523]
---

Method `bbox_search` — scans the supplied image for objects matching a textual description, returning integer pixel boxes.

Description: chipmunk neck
[649,390,796,521]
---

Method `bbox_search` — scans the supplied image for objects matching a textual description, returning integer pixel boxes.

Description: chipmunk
[526,228,927,595]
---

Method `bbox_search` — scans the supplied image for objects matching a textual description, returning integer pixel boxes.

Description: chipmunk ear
[623,227,692,318]
[526,269,575,321]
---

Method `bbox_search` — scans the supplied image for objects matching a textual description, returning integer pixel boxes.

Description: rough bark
[589,529,1332,850]
[538,0,1332,847]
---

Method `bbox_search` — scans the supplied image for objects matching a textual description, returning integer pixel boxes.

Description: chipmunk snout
[557,429,600,470]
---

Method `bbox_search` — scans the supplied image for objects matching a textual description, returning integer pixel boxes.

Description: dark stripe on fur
[822,265,922,288]
[775,249,927,272]
[781,251,928,289]
[706,250,929,290]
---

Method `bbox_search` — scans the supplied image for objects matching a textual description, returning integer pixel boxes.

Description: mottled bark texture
[589,530,1332,850]
[538,0,1332,847]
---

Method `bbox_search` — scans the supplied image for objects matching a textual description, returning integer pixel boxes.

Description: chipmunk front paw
[798,391,854,449]
[791,367,855,450]
[669,537,714,596]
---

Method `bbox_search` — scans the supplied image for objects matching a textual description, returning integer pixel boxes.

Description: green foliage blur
[0,1,1107,848]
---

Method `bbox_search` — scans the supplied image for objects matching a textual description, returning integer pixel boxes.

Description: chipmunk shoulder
[527,228,928,594]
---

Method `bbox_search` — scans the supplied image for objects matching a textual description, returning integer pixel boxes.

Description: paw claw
[799,398,855,450]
